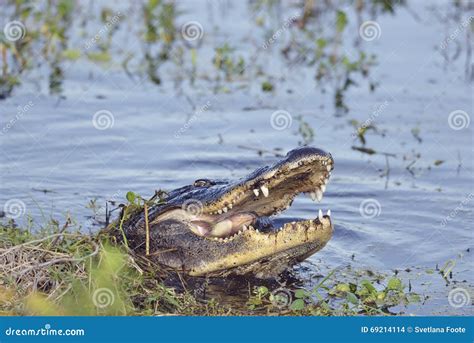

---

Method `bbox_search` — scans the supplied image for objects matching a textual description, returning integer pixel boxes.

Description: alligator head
[120,147,334,278]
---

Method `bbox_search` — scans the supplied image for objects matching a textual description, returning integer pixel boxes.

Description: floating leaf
[290,299,305,311]
[387,277,403,291]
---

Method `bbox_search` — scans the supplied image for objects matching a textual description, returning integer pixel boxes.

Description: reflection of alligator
[116,147,334,278]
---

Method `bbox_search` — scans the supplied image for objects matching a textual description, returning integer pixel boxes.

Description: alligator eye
[193,179,213,187]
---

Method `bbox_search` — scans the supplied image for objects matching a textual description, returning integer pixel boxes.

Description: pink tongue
[190,221,212,236]
[192,213,256,238]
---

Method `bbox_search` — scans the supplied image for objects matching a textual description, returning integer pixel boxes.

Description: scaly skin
[116,147,334,278]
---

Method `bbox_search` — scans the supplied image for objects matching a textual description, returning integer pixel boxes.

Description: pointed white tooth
[318,209,323,221]
[310,192,317,201]
[228,203,233,209]
[260,185,269,197]
[253,189,260,197]
[326,165,331,171]
[222,207,228,213]
[327,209,331,216]
[256,229,259,233]
[320,184,326,193]
[316,189,323,202]
[218,209,223,214]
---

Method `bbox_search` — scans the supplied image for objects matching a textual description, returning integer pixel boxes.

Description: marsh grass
[0,215,422,316]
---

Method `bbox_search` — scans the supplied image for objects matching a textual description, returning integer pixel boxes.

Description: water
[1,0,472,315]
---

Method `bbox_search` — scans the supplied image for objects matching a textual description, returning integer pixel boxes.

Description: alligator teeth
[228,203,233,209]
[320,184,326,193]
[260,185,269,197]
[316,189,323,202]
[318,209,323,221]
[218,209,223,214]
[327,209,331,216]
[242,225,247,231]
[310,192,317,201]
[326,165,331,171]
[253,189,260,197]
[222,207,228,213]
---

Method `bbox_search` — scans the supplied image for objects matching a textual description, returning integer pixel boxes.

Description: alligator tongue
[191,213,255,238]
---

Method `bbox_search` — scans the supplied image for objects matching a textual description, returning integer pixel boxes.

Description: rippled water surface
[1,0,473,315]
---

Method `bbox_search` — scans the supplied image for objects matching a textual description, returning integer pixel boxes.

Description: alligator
[114,147,334,279]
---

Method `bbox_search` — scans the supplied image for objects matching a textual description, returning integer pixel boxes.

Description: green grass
[0,218,420,316]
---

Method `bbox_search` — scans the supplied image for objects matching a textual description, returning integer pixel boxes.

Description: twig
[144,202,150,256]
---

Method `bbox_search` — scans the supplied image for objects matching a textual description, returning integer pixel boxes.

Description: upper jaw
[201,148,334,217]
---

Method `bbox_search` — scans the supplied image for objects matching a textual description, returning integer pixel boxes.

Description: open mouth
[159,147,334,242]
